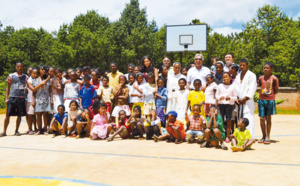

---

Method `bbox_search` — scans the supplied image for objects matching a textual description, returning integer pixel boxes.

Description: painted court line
[0,175,110,186]
[1,146,300,167]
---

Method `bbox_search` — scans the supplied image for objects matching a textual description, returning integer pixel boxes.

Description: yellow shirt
[97,86,114,103]
[233,128,251,146]
[107,71,123,88]
[188,90,205,118]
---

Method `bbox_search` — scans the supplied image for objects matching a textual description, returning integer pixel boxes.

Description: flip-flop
[107,137,114,142]
[175,139,183,144]
[264,140,271,144]
[0,133,7,137]
[258,138,265,143]
[28,131,34,135]
[14,132,21,136]
[200,141,209,148]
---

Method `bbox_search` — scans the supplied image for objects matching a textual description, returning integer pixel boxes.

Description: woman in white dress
[166,62,186,113]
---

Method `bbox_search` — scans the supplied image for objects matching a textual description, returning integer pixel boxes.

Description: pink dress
[90,113,109,139]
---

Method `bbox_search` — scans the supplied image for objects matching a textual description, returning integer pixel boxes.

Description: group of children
[1,58,279,152]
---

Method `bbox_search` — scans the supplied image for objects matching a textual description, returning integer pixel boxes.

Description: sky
[0,0,300,36]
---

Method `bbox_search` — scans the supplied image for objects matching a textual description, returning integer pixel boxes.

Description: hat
[165,111,178,118]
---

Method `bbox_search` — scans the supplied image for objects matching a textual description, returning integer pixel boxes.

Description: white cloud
[212,27,242,36]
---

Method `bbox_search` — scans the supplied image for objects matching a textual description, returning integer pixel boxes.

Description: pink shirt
[216,84,237,105]
[205,82,217,104]
[93,113,110,126]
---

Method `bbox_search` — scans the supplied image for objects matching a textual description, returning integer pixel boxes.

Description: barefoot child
[155,78,168,127]
[67,100,82,137]
[0,62,28,137]
[257,62,279,145]
[76,108,91,139]
[127,105,145,139]
[230,118,256,152]
[144,109,161,140]
[107,110,130,141]
[186,104,206,143]
[97,76,114,113]
[174,78,189,123]
[201,106,227,150]
[49,105,68,137]
[90,102,113,140]
[165,111,186,144]
[143,73,156,118]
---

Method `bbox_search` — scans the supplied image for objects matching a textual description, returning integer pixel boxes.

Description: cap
[165,111,178,118]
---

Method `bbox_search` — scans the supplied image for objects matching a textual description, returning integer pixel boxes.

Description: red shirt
[258,75,279,100]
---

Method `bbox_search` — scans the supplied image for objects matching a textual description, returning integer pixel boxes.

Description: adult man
[107,62,123,88]
[233,59,257,138]
[186,53,210,90]
[163,57,173,76]
[224,53,234,72]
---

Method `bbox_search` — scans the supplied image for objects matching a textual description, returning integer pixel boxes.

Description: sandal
[200,141,209,148]
[231,146,239,152]
[264,139,271,144]
[153,135,158,142]
[15,132,21,136]
[28,131,34,135]
[258,138,265,143]
[107,136,114,142]
[70,133,77,137]
[0,133,7,137]
[175,139,183,144]
[220,143,228,150]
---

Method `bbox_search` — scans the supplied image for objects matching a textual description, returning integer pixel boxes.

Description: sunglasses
[195,58,202,60]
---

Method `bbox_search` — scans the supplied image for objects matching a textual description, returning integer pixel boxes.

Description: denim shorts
[258,99,276,117]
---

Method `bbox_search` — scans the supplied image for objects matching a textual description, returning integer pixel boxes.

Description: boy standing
[79,75,97,110]
[257,62,279,144]
[186,79,205,118]
[1,62,27,136]
[64,71,81,112]
[186,104,206,143]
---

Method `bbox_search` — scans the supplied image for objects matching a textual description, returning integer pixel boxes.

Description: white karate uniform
[233,70,257,138]
[166,73,186,113]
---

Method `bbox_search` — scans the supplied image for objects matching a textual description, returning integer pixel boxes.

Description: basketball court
[0,114,299,185]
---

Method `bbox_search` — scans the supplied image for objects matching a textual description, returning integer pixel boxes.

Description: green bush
[0,82,6,108]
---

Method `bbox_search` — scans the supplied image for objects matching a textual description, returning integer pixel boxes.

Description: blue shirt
[155,86,168,107]
[78,84,97,109]
[53,112,68,124]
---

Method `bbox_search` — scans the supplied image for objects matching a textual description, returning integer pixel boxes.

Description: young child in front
[155,78,168,127]
[107,110,130,141]
[0,62,27,137]
[130,73,145,114]
[257,62,279,144]
[230,118,255,152]
[64,71,81,112]
[165,111,186,144]
[186,79,205,118]
[97,75,114,113]
[143,73,156,118]
[67,100,82,137]
[76,108,91,139]
[201,106,227,150]
[144,109,161,140]
[186,104,206,143]
[90,102,113,140]
[204,74,217,117]
[111,75,130,121]
[127,105,145,139]
[216,72,237,143]
[49,105,68,137]
[174,78,189,123]
[79,75,97,110]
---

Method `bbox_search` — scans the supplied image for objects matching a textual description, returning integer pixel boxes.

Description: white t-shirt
[129,82,145,103]
[216,84,238,105]
[187,66,210,89]
[205,82,218,104]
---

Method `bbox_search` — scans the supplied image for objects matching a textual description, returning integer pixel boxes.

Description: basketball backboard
[166,24,207,52]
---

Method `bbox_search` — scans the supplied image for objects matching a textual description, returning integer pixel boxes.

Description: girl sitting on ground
[127,105,145,139]
[107,110,130,141]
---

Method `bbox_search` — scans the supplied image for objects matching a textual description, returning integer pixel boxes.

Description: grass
[0,108,6,114]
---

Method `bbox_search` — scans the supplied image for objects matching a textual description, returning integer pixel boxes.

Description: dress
[90,113,110,139]
[33,78,51,112]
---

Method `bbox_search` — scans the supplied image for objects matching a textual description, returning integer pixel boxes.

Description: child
[90,70,101,89]
[32,65,53,135]
[229,64,239,83]
[76,108,91,139]
[174,78,189,123]
[66,68,74,80]
[181,66,188,77]
[204,74,217,116]
[230,118,256,152]
[210,57,217,74]
[257,62,279,144]
[186,104,206,143]
[79,75,97,110]
[83,66,91,77]
[216,72,237,143]
[201,106,227,150]
[90,102,113,140]
[127,73,135,110]
[103,70,110,76]
[97,75,114,113]
[112,75,130,119]
[75,67,83,80]
[64,71,81,112]
[133,66,140,75]
[165,111,186,144]
[186,79,205,118]
[0,62,27,137]
[127,105,145,139]
[67,100,82,137]
[155,78,168,127]
[89,100,100,120]
[125,64,134,80]
[158,65,168,87]
[130,73,145,114]
[52,68,66,113]
[144,109,161,140]
[26,68,38,134]
[107,110,130,141]
[49,105,68,137]
[143,73,156,117]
